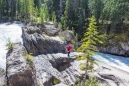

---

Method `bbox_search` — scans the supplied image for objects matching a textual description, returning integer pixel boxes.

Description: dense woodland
[0,0,129,35]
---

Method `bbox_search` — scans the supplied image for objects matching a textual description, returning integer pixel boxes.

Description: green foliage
[6,38,14,50]
[85,76,99,86]
[77,16,102,80]
[74,33,79,50]
[58,22,62,28]
[73,76,99,86]
[80,64,85,71]
[28,0,35,21]
[52,11,56,23]
[24,53,34,66]
[52,77,60,85]
[60,37,65,41]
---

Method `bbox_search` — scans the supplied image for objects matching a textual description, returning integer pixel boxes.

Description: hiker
[66,45,72,57]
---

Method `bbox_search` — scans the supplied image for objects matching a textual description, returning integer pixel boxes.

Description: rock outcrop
[34,52,82,86]
[98,40,129,57]
[6,43,35,86]
[22,26,66,56]
[59,30,75,43]
[94,63,129,86]
[33,52,129,86]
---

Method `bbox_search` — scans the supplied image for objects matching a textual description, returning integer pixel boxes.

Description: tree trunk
[84,57,88,80]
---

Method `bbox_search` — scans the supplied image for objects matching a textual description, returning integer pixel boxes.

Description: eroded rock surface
[59,30,75,42]
[98,40,129,57]
[34,52,129,86]
[6,43,35,86]
[22,25,65,56]
[94,63,129,86]
[34,53,81,86]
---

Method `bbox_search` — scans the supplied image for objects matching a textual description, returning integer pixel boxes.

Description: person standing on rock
[66,45,72,57]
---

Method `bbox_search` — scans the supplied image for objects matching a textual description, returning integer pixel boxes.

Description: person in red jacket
[66,45,72,57]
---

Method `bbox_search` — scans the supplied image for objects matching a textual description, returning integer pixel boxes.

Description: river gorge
[0,22,129,86]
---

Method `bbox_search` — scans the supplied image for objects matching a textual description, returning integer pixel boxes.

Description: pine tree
[41,4,50,21]
[52,11,56,23]
[39,7,44,25]
[28,0,35,21]
[77,16,102,81]
[34,6,39,22]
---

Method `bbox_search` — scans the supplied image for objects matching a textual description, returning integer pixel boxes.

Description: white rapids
[0,22,24,70]
[93,52,129,73]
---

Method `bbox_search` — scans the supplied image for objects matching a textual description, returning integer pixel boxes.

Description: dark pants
[68,51,70,57]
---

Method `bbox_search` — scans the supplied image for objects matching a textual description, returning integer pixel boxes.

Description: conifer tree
[39,7,44,25]
[52,11,56,23]
[41,4,50,21]
[34,6,39,22]
[77,16,102,81]
[28,0,35,21]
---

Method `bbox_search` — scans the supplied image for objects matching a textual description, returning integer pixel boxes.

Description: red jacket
[66,45,72,51]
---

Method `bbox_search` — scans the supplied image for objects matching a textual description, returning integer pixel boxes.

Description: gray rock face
[94,63,129,86]
[40,22,61,36]
[0,68,6,86]
[22,26,65,56]
[6,43,35,86]
[98,46,126,56]
[98,40,129,57]
[44,28,61,36]
[34,53,80,86]
[59,30,75,42]
[34,52,129,86]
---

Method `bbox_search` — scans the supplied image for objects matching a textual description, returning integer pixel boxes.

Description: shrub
[73,76,99,86]
[6,38,14,50]
[24,53,34,66]
[80,65,85,71]
[52,77,60,85]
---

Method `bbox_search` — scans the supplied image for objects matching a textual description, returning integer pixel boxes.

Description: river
[93,52,129,73]
[0,22,24,70]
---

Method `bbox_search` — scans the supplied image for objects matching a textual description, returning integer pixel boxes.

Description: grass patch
[6,38,14,50]
[52,77,60,85]
[24,53,34,66]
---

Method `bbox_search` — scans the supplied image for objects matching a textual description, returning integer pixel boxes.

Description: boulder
[6,43,35,86]
[44,28,61,36]
[22,26,65,56]
[22,26,42,34]
[54,22,58,28]
[59,30,75,43]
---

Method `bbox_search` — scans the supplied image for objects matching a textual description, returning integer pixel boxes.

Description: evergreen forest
[0,0,129,36]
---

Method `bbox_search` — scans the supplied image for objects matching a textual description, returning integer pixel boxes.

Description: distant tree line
[0,0,129,34]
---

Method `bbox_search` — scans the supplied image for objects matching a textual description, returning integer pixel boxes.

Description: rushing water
[0,22,24,70]
[93,52,129,73]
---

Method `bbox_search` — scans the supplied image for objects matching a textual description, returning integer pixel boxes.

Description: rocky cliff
[98,40,129,57]
[6,43,35,86]
[22,25,66,56]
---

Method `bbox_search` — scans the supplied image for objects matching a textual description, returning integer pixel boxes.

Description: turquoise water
[93,52,129,73]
